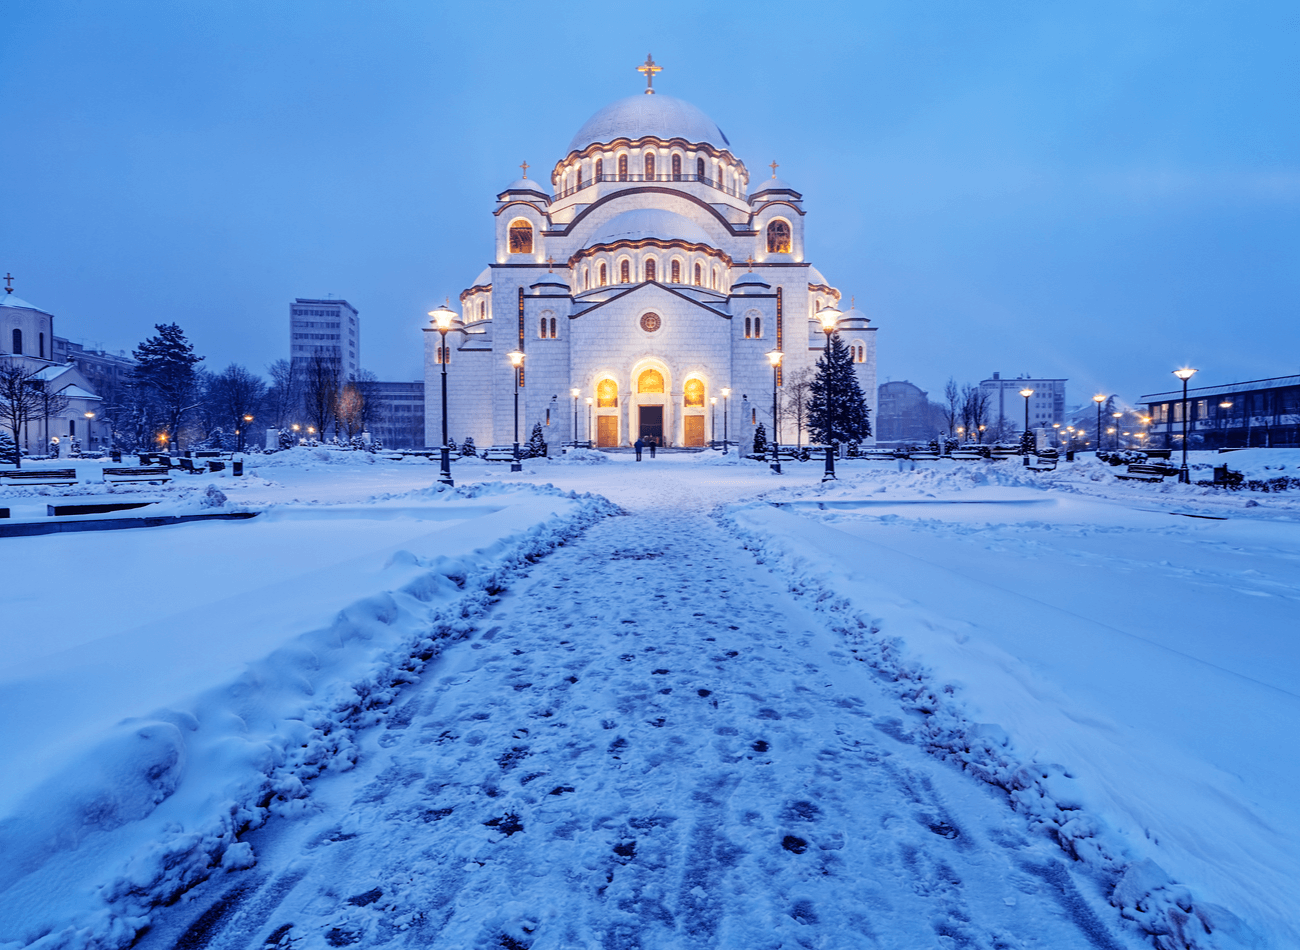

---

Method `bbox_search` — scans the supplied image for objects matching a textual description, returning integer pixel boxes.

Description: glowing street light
[766,349,783,475]
[428,302,459,486]
[508,349,526,471]
[1173,367,1198,483]
[571,387,581,448]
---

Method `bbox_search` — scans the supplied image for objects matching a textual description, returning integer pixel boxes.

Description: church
[425,59,876,451]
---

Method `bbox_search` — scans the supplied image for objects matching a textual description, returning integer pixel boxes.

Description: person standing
[634,436,644,461]
[649,437,656,459]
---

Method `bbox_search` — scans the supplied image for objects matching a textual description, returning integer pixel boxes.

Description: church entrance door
[684,415,705,447]
[597,416,619,447]
[639,406,664,445]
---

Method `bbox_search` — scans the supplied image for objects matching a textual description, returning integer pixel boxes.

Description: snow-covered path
[137,469,1133,950]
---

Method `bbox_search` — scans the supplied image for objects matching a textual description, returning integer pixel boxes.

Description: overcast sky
[3,1,1296,405]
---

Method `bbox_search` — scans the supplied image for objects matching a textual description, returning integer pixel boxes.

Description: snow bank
[0,482,619,950]
[720,473,1291,950]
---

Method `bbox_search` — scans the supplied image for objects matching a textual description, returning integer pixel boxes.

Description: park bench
[481,445,521,462]
[1025,456,1058,472]
[103,466,173,485]
[48,501,153,517]
[1117,462,1179,482]
[0,468,78,486]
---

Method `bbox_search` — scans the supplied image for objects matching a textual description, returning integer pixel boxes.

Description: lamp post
[1219,400,1233,448]
[428,303,458,486]
[721,387,731,455]
[585,397,593,444]
[1093,394,1105,456]
[571,388,580,447]
[766,349,783,474]
[84,411,95,450]
[710,396,717,447]
[1019,387,1034,466]
[508,349,525,472]
[1173,367,1198,483]
[815,305,841,481]
[1112,411,1122,450]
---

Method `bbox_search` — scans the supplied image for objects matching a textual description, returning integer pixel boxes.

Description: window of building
[539,316,548,338]
[550,317,558,338]
[754,316,762,337]
[713,266,720,289]
[11,329,21,355]
[620,260,630,283]
[583,268,590,290]
[684,378,705,407]
[638,369,664,393]
[693,262,702,286]
[595,157,604,181]
[644,152,655,179]
[697,157,705,180]
[744,317,751,338]
[600,263,608,286]
[645,258,656,282]
[618,154,628,181]
[575,165,583,189]
[479,301,486,319]
[766,219,792,253]
[508,219,534,254]
[672,154,682,180]
[38,332,44,359]
[597,378,618,407]
[671,260,681,283]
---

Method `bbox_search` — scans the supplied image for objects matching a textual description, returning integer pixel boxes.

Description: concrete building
[876,380,938,443]
[1140,374,1300,449]
[425,65,876,450]
[368,381,426,449]
[290,298,360,381]
[980,372,1066,434]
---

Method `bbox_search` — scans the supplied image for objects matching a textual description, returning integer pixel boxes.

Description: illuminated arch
[597,378,619,408]
[684,378,705,408]
[766,219,791,254]
[638,369,664,394]
[508,218,534,254]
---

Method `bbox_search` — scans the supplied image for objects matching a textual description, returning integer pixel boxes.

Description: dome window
[595,157,604,182]
[620,260,630,283]
[11,329,21,355]
[509,219,534,254]
[684,378,705,408]
[671,260,681,284]
[618,155,628,181]
[479,301,486,320]
[644,152,655,180]
[645,258,656,282]
[672,154,682,181]
[767,220,792,254]
[696,157,705,180]
[600,263,608,286]
[693,262,702,286]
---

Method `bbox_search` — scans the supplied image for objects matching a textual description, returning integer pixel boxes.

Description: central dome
[568,95,730,154]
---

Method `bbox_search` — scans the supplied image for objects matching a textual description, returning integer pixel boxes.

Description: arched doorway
[595,378,619,447]
[637,368,665,445]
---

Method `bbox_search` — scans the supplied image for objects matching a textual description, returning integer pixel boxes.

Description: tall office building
[290,298,360,380]
[980,372,1066,431]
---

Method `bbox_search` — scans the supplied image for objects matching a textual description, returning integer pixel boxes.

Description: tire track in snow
[140,479,1136,950]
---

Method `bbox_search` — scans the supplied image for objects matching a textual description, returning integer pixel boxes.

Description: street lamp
[571,388,581,448]
[710,396,717,447]
[508,349,525,472]
[815,305,841,481]
[1093,394,1106,456]
[766,349,783,474]
[1019,387,1034,466]
[720,387,731,455]
[429,302,459,486]
[585,397,593,444]
[84,411,95,450]
[1173,367,1198,483]
[1112,411,1122,450]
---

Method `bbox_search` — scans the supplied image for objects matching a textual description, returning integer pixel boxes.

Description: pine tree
[526,422,548,458]
[807,333,871,446]
[752,422,767,457]
[461,436,477,457]
[0,427,17,465]
[133,323,203,449]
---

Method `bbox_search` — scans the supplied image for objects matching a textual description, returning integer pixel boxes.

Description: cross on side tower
[519,160,529,179]
[769,160,779,178]
[637,54,662,95]
[3,273,12,294]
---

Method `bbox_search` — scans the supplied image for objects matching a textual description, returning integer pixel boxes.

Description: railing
[551,173,748,202]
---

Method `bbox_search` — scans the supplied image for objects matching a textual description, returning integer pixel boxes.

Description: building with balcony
[1139,374,1300,449]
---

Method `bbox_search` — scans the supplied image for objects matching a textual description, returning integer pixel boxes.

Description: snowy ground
[1,447,1297,949]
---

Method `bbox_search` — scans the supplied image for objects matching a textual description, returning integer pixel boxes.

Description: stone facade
[426,88,876,449]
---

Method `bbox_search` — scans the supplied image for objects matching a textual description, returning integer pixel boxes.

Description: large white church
[424,60,876,451]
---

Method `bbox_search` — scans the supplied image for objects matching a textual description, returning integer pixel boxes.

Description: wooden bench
[1117,463,1179,482]
[481,445,520,462]
[0,468,78,486]
[103,466,173,484]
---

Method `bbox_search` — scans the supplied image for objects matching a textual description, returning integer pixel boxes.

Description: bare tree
[942,378,960,437]
[352,369,380,438]
[265,358,301,429]
[207,363,267,451]
[784,367,815,448]
[0,359,68,467]
[960,383,991,442]
[302,352,341,441]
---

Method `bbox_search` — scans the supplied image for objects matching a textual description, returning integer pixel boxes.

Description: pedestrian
[649,437,657,459]
[634,436,644,461]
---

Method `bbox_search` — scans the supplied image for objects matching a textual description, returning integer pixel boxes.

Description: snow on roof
[568,94,729,154]
[57,384,101,400]
[584,208,713,249]
[0,294,52,315]
[499,177,551,198]
[807,266,829,286]
[471,268,491,288]
[31,364,74,381]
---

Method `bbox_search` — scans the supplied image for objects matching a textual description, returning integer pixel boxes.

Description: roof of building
[58,385,101,400]
[1139,374,1300,402]
[0,294,52,315]
[499,177,551,198]
[584,208,714,249]
[750,177,800,198]
[838,305,870,327]
[31,364,74,381]
[568,94,729,154]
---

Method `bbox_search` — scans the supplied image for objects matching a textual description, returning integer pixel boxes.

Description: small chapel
[425,58,876,450]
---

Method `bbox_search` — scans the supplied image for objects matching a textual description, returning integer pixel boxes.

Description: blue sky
[2,1,1296,405]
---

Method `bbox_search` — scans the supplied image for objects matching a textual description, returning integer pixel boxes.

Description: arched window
[479,301,486,320]
[11,329,21,355]
[672,154,682,180]
[766,219,792,253]
[509,219,534,254]
[39,332,44,359]
[693,263,702,286]
[754,316,762,337]
[595,157,604,181]
[620,260,630,283]
[599,263,608,286]
[583,268,590,290]
[645,258,656,282]
[644,152,655,179]
[575,165,583,189]
[597,378,618,407]
[713,267,719,289]
[638,369,664,393]
[550,317,558,338]
[617,154,628,181]
[696,157,705,180]
[671,260,681,283]
[539,316,547,338]
[744,317,751,338]
[684,378,705,407]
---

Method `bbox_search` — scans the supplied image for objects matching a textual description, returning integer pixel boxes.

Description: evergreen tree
[133,323,204,449]
[0,427,17,465]
[807,333,871,446]
[526,421,548,458]
[461,436,477,457]
[752,421,767,457]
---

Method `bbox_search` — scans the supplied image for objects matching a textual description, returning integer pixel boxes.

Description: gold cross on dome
[637,54,662,95]
[746,255,754,272]
[520,160,529,179]
[3,273,12,293]
[547,256,554,272]
[769,160,779,178]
